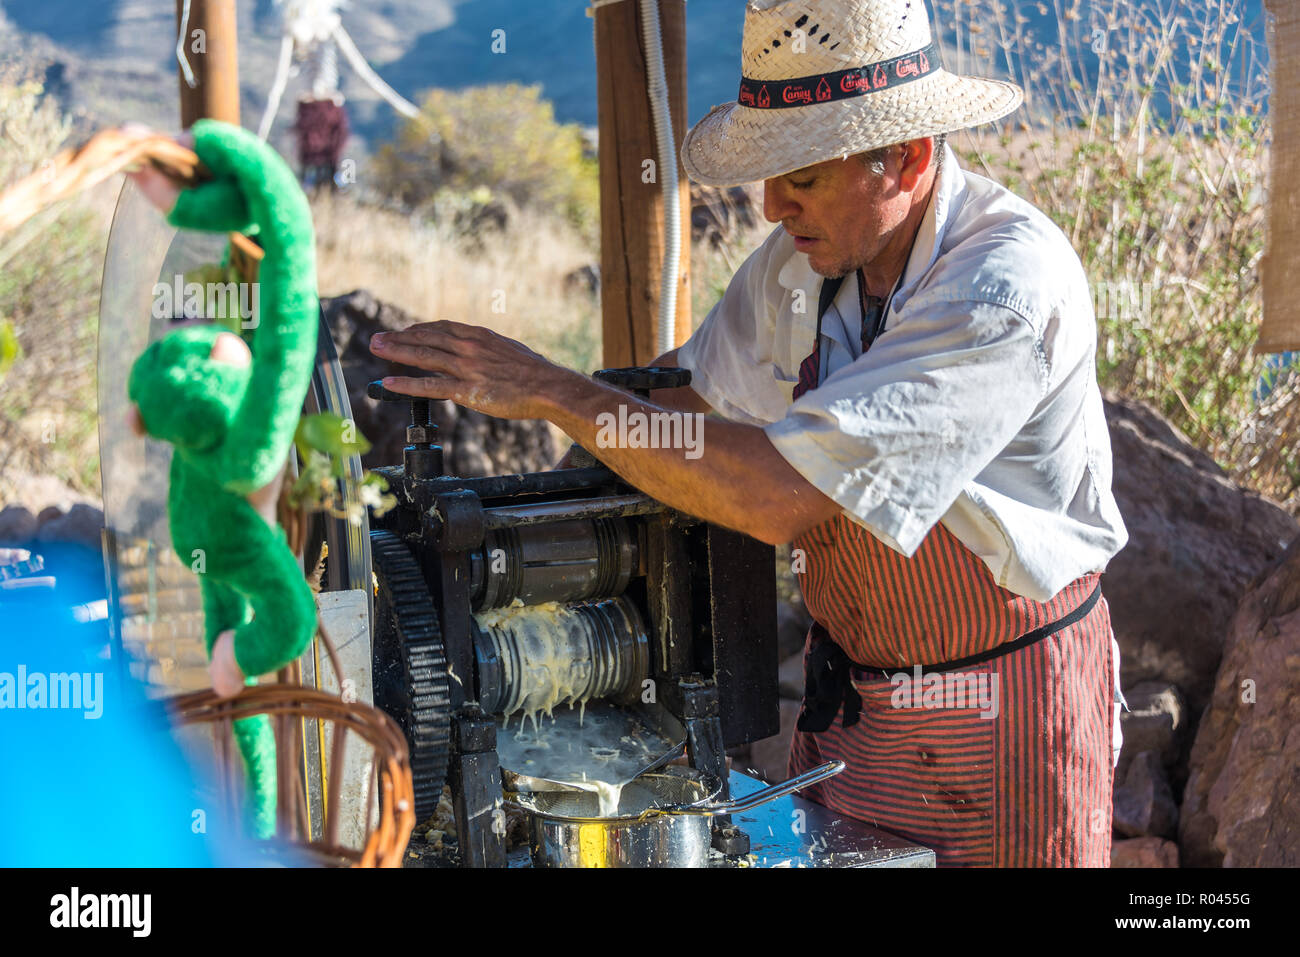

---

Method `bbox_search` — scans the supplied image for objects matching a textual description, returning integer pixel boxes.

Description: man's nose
[763,179,798,224]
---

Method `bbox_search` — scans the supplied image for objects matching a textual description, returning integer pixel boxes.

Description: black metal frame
[365,370,781,865]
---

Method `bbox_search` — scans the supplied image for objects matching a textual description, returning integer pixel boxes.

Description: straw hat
[681,0,1023,186]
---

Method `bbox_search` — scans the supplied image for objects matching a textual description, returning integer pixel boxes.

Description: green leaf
[294,412,372,460]
[0,317,19,377]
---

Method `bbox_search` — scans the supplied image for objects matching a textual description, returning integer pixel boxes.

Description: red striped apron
[784,273,1115,867]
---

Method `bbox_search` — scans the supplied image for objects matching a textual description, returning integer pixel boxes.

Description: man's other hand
[369,321,575,420]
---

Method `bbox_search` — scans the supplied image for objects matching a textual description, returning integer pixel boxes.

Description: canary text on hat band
[738,42,940,109]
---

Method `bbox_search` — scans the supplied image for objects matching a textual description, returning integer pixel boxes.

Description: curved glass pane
[97,179,226,697]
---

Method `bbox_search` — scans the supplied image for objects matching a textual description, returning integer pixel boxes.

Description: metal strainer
[517,769,711,819]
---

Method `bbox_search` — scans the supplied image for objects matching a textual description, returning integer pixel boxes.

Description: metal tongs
[643,760,846,819]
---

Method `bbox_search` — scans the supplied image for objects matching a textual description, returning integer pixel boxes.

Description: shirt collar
[896,143,966,306]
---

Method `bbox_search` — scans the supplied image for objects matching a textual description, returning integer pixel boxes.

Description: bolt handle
[367,380,434,432]
[367,380,413,403]
[593,366,692,397]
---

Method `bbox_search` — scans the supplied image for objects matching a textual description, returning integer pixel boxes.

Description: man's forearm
[646,348,715,415]
[364,321,841,541]
[538,368,838,545]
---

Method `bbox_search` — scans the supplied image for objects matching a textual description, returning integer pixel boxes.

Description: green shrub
[371,84,599,240]
[0,70,103,494]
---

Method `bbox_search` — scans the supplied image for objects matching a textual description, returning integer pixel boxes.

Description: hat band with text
[738,42,941,110]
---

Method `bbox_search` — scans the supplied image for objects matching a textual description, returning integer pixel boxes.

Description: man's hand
[369,321,580,419]
[121,125,192,215]
[209,629,246,699]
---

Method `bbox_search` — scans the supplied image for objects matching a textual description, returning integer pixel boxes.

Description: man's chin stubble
[810,259,854,279]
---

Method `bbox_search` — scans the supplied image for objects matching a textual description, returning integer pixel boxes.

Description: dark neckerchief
[797,225,923,398]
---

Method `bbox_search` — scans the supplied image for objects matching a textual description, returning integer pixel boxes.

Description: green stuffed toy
[127,119,319,839]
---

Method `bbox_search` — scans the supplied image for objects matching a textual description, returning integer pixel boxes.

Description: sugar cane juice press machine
[366,367,810,866]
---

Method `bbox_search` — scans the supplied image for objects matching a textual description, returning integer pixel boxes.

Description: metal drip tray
[494,700,684,791]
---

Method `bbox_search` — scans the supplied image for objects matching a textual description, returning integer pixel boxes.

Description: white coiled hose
[639,0,681,357]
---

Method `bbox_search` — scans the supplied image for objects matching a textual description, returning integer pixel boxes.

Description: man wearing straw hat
[371,0,1128,866]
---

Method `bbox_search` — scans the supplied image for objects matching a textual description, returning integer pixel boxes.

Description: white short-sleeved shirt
[677,145,1128,602]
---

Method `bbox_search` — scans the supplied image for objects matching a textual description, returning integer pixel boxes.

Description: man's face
[763,151,914,278]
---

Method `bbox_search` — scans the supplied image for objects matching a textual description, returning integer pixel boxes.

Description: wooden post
[1261,0,1300,351]
[594,0,692,368]
[175,0,241,128]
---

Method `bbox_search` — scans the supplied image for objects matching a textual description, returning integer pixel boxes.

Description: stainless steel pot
[508,760,845,868]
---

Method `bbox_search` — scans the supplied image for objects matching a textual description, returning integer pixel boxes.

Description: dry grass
[312,187,773,370]
[311,190,604,372]
[0,68,120,502]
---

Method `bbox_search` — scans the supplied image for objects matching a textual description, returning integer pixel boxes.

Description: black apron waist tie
[796,583,1103,733]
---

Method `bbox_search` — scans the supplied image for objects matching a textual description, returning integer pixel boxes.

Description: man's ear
[898,138,936,192]
[210,331,252,367]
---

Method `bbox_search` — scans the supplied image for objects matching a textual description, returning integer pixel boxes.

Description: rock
[1111,836,1180,868]
[1113,750,1179,838]
[778,651,804,700]
[691,183,763,248]
[1117,681,1186,777]
[1102,394,1297,726]
[320,290,558,477]
[564,264,600,296]
[746,698,801,784]
[0,468,100,517]
[35,505,63,529]
[0,505,37,545]
[35,503,105,550]
[1179,535,1300,867]
[776,598,811,662]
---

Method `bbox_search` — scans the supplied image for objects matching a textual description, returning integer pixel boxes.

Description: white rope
[257,34,295,141]
[176,0,197,89]
[332,24,421,119]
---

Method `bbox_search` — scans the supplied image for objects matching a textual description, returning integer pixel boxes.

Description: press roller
[467,511,649,715]
[365,368,781,867]
[471,518,639,609]
[473,597,649,717]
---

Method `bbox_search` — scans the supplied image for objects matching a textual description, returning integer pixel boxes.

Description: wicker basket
[167,650,416,868]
